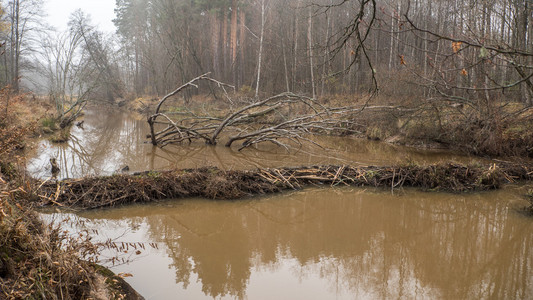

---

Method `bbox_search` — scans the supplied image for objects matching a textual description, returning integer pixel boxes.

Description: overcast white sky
[44,0,116,33]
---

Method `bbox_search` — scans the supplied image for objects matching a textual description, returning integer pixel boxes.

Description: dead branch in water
[35,163,533,209]
[147,74,370,149]
[147,73,235,146]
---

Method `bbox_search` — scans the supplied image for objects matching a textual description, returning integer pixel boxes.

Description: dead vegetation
[394,100,533,157]
[0,94,144,300]
[0,194,145,299]
[0,97,37,162]
[339,77,533,158]
[0,146,97,299]
[35,162,532,209]
[147,73,363,150]
[0,198,97,299]
[142,72,533,157]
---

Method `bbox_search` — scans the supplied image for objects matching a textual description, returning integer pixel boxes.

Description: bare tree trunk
[423,0,432,80]
[321,2,332,97]
[3,49,8,89]
[520,0,532,104]
[388,2,395,71]
[500,2,508,86]
[292,0,301,91]
[14,0,20,94]
[255,0,266,98]
[134,39,140,95]
[10,0,20,93]
[222,9,228,81]
[395,0,401,60]
[211,12,221,77]
[230,0,238,87]
[308,7,316,99]
[230,0,238,66]
[282,38,290,92]
[529,0,533,104]
[239,8,246,87]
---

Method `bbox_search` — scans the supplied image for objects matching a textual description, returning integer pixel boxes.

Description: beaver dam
[29,107,533,299]
[37,163,533,209]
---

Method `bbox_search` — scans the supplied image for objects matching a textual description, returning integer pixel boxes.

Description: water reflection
[51,187,533,299]
[28,107,483,179]
[28,108,149,178]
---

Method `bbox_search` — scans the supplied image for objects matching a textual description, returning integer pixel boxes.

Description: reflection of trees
[30,108,155,178]
[123,189,533,299]
[29,107,484,179]
[159,206,251,299]
[410,194,533,299]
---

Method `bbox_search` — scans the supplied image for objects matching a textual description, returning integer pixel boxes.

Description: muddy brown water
[32,107,533,299]
[28,107,483,179]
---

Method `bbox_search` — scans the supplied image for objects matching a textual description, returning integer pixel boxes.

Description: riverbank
[125,93,533,159]
[0,96,144,299]
[0,194,144,299]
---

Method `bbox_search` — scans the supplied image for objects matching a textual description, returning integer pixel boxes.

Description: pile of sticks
[36,163,532,209]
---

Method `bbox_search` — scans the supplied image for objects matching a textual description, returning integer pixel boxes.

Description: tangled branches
[148,74,361,150]
[147,73,235,147]
[36,163,528,209]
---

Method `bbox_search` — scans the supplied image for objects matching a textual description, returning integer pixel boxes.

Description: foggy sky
[44,0,116,33]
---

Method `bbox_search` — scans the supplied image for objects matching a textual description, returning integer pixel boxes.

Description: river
[30,107,533,299]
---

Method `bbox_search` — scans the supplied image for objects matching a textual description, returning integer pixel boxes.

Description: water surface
[31,107,533,299]
[46,186,533,299]
[28,107,482,179]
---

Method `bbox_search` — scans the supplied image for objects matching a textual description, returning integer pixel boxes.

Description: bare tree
[401,0,533,110]
[147,73,235,146]
[38,30,82,115]
[3,0,44,93]
[35,11,125,127]
[254,0,267,97]
[70,11,124,102]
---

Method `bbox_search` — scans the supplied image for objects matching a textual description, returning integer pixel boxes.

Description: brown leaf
[399,55,406,65]
[452,42,462,53]
[118,272,134,278]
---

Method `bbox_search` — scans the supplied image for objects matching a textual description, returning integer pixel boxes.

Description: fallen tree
[35,162,533,209]
[147,73,365,150]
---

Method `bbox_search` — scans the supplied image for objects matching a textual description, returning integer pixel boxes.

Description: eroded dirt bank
[36,162,533,209]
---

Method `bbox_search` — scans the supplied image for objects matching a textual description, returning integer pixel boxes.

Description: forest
[0,0,531,156]
[0,0,533,299]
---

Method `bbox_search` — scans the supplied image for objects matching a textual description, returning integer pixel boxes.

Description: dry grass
[1,94,52,129]
[0,93,143,299]
[398,103,533,157]
[0,193,145,299]
[0,93,97,299]
[0,197,97,299]
[325,91,533,158]
[49,128,71,143]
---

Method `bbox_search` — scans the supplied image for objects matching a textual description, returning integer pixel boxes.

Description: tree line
[0,0,531,107]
